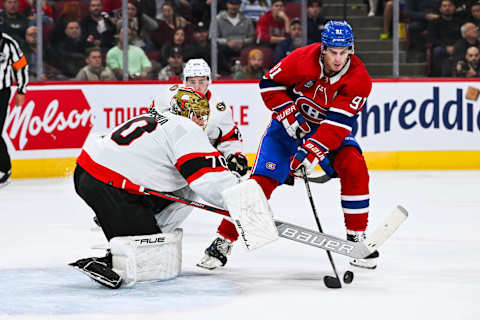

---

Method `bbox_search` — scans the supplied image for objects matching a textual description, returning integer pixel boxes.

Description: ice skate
[0,170,11,189]
[197,237,232,270]
[347,230,379,269]
[69,250,122,289]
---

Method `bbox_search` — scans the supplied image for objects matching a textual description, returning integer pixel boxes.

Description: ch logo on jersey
[266,162,276,170]
[296,96,328,124]
[216,102,226,111]
[304,80,316,88]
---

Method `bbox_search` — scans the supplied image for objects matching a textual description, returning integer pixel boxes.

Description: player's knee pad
[110,229,183,287]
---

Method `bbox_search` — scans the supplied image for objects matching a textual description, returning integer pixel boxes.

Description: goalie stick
[142,188,408,259]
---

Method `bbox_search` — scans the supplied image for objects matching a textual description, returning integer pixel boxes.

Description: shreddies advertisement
[2,81,480,163]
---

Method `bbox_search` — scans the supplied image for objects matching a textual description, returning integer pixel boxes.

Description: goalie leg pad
[110,229,183,286]
[221,179,279,251]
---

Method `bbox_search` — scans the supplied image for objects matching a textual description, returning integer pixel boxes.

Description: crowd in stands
[0,0,327,81]
[374,0,480,77]
[4,0,480,80]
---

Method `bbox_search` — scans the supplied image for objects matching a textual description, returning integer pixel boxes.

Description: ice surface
[0,171,479,320]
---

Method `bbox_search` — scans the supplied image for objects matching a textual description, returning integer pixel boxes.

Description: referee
[0,32,29,188]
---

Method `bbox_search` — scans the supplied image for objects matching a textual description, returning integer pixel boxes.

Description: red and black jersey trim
[219,126,241,143]
[76,150,144,194]
[175,152,228,184]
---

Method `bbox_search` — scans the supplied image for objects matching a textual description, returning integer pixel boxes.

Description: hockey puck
[343,271,354,284]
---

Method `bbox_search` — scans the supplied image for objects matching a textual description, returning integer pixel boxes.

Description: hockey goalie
[69,87,279,289]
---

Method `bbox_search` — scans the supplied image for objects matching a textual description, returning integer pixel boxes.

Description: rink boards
[4,79,480,178]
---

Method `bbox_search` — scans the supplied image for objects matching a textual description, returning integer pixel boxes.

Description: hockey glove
[273,103,310,138]
[290,139,335,177]
[227,153,249,176]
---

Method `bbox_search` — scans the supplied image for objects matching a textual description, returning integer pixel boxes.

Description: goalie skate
[347,230,379,269]
[197,237,232,270]
[69,251,123,289]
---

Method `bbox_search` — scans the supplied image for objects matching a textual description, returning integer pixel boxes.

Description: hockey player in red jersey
[200,20,378,270]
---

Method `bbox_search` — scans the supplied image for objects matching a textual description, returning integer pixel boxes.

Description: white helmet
[183,58,212,85]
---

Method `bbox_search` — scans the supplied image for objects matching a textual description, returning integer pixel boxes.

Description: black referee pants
[73,165,174,241]
[0,88,11,173]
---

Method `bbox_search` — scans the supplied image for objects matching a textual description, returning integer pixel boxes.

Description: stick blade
[364,205,409,252]
[323,276,342,289]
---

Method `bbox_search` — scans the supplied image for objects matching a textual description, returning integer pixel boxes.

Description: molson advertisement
[2,80,479,178]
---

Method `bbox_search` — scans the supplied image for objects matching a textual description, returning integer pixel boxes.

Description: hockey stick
[295,135,343,289]
[141,188,408,259]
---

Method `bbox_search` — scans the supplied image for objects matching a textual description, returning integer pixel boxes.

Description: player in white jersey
[70,87,240,288]
[162,59,249,270]
[182,58,248,177]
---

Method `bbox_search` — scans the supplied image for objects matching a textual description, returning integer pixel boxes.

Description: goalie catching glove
[273,103,310,138]
[290,138,335,177]
[226,153,249,176]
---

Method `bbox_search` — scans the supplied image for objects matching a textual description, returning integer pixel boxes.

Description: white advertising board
[3,80,479,162]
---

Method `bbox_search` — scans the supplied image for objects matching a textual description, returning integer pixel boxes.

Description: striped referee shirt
[0,33,28,94]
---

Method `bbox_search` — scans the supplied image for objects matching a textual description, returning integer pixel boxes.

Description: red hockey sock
[333,146,370,232]
[217,219,239,242]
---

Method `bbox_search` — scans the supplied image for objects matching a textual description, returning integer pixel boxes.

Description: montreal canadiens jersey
[153,90,243,158]
[259,43,372,151]
[77,110,238,208]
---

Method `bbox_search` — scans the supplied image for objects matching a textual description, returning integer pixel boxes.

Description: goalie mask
[170,87,210,129]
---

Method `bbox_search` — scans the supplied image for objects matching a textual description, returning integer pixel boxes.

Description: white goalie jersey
[77,110,238,209]
[152,90,243,159]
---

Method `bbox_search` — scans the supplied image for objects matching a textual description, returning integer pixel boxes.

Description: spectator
[158,46,184,80]
[51,1,83,46]
[184,21,210,63]
[22,26,64,80]
[54,20,91,78]
[468,1,480,28]
[160,27,186,66]
[240,0,271,22]
[0,0,29,13]
[134,0,161,20]
[76,47,116,80]
[428,0,465,76]
[307,0,325,43]
[256,0,290,47]
[81,0,117,53]
[116,0,158,50]
[453,22,480,61]
[153,1,191,50]
[455,45,480,76]
[380,0,405,40]
[404,0,439,62]
[190,0,212,24]
[106,27,152,79]
[0,0,29,42]
[25,0,54,26]
[217,0,255,66]
[233,48,265,79]
[274,18,302,63]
